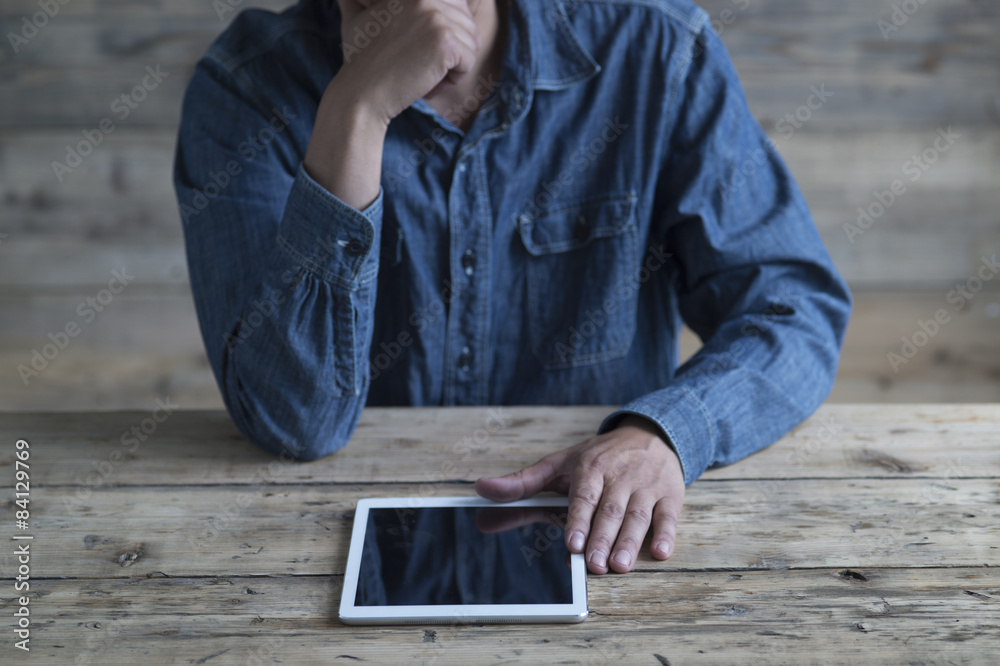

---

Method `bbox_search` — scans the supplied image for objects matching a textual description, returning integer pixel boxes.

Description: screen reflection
[355,506,574,606]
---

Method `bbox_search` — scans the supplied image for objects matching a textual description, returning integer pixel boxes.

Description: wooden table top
[2,404,998,664]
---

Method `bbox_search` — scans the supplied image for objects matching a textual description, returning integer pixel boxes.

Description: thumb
[475,453,565,503]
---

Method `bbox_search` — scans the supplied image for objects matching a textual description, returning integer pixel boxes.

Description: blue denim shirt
[174,0,851,485]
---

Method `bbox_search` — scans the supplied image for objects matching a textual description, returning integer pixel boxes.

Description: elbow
[235,404,357,462]
[221,372,363,462]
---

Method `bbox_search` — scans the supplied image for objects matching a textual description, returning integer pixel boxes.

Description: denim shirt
[174,0,852,485]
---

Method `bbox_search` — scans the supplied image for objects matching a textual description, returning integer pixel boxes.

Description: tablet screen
[355,505,573,607]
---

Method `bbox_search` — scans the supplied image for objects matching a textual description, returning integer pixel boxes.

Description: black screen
[355,506,574,606]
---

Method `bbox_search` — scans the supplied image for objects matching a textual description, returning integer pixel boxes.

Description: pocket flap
[517,192,636,256]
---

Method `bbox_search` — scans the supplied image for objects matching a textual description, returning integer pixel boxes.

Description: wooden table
[2,405,998,664]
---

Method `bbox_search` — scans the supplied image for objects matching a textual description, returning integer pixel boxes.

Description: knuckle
[599,500,626,521]
[588,532,615,551]
[625,505,652,525]
[571,486,601,508]
[616,534,643,552]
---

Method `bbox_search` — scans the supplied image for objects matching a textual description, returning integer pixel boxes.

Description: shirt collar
[507,0,601,91]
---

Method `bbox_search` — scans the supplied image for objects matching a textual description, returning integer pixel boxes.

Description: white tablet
[339,496,589,625]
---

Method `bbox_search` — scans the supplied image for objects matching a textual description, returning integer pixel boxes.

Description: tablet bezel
[339,496,589,625]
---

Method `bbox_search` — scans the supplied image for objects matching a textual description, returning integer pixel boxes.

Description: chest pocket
[517,192,639,370]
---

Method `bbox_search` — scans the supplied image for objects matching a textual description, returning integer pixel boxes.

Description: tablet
[339,497,588,625]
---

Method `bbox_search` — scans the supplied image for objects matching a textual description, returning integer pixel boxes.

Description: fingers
[649,496,681,560]
[581,484,632,574]
[474,452,565,503]
[607,492,656,573]
[563,477,604,558]
[417,7,479,77]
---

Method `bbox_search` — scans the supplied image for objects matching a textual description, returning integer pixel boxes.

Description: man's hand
[336,0,481,124]
[475,415,685,574]
[305,0,481,207]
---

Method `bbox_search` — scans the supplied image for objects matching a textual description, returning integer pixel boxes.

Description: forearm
[600,267,851,486]
[181,159,384,460]
[219,259,377,461]
[304,72,389,210]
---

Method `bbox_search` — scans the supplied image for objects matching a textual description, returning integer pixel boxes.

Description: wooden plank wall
[0,0,998,411]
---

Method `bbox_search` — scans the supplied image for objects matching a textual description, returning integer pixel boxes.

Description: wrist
[616,414,673,450]
[304,73,388,209]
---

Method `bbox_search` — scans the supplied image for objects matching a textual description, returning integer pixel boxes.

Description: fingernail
[569,531,585,552]
[654,540,670,557]
[589,550,607,570]
[613,550,631,567]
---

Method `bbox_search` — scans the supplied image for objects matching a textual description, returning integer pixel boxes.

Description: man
[174,0,851,576]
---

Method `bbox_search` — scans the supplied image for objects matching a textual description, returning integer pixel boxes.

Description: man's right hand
[336,0,482,125]
[304,0,481,208]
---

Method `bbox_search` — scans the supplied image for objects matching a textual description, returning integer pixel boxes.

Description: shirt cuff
[277,163,383,290]
[597,386,716,486]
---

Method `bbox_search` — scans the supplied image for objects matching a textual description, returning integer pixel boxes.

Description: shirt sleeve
[174,53,380,460]
[598,21,852,485]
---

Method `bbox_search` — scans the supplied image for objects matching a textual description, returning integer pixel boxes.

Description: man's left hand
[475,415,685,574]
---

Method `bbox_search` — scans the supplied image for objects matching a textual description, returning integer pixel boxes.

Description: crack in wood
[839,569,869,582]
[963,590,992,600]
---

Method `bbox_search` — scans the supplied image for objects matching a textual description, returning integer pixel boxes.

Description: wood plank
[698,0,1000,132]
[1,288,999,410]
[0,0,294,18]
[0,292,224,411]
[12,569,1000,664]
[3,405,999,487]
[8,477,1000,578]
[2,0,997,129]
[832,290,1000,403]
[3,130,997,288]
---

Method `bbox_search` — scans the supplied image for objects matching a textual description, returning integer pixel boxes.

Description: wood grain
[1,406,996,663]
[3,129,997,289]
[2,1,997,130]
[2,405,998,487]
[1,289,999,410]
[11,570,1000,665]
[6,478,999,578]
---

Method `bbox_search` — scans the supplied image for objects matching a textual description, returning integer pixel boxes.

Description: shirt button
[461,249,476,277]
[345,238,365,256]
[457,162,467,173]
[457,346,473,370]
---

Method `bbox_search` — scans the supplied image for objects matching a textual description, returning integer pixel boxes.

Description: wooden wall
[1,0,998,411]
